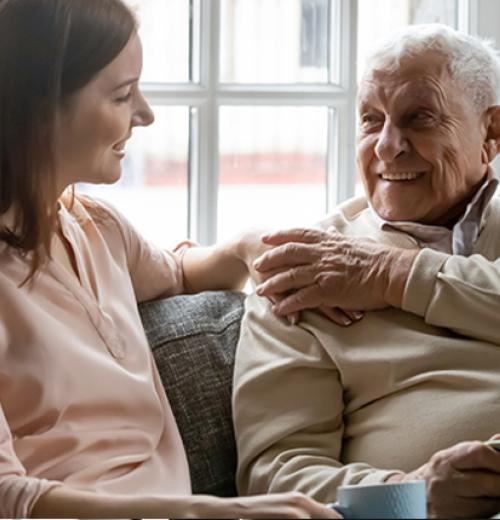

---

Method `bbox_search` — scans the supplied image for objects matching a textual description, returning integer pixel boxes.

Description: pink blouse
[0,194,191,518]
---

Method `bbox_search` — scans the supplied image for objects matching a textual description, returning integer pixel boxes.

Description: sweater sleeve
[0,403,61,518]
[82,196,196,303]
[233,293,402,502]
[402,248,500,345]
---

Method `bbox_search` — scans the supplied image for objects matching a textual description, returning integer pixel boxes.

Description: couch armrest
[139,290,246,497]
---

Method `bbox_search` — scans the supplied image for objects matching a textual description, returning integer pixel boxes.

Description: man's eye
[359,114,381,129]
[409,111,435,125]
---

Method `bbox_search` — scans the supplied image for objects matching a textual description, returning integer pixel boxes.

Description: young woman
[0,0,339,517]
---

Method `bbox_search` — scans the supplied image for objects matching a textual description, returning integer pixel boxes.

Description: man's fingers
[285,311,300,325]
[268,296,301,326]
[253,243,318,272]
[256,267,315,297]
[251,266,288,286]
[272,285,323,315]
[318,306,354,327]
[345,310,364,322]
[261,228,328,246]
[449,442,500,473]
[452,470,500,498]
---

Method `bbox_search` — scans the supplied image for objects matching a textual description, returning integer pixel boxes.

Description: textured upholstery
[139,290,246,497]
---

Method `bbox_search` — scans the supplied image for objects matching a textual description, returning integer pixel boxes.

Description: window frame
[138,0,476,245]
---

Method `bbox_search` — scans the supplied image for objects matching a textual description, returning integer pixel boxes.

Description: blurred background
[80,0,489,248]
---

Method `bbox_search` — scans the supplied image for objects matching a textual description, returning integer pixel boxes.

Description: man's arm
[253,228,500,345]
[233,293,500,518]
[233,293,402,501]
[402,248,500,345]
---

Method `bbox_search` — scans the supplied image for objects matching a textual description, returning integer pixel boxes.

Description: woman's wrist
[218,232,255,279]
[182,495,237,519]
[229,230,252,265]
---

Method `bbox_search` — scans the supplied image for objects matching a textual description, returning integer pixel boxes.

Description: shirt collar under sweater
[367,172,498,256]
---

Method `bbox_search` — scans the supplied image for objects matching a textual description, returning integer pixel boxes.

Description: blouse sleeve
[83,197,197,303]
[0,403,61,518]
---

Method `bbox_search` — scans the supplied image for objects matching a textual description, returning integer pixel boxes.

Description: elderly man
[233,24,500,519]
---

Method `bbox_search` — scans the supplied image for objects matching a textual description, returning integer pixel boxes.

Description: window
[357,0,460,80]
[80,0,469,248]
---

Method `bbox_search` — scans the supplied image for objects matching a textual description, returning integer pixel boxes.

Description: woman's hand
[198,492,341,519]
[180,229,272,293]
[234,228,274,286]
[234,229,302,324]
[388,439,500,518]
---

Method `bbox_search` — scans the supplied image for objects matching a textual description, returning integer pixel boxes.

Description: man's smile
[379,171,426,181]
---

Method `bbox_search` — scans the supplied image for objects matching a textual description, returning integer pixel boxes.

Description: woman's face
[55,33,154,192]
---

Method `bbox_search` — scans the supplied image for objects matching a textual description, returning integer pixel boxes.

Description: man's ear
[484,105,500,162]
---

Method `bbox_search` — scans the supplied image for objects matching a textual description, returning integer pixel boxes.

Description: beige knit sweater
[233,195,500,502]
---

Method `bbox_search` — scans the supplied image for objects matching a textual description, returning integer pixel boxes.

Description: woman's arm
[32,485,339,519]
[32,486,174,518]
[181,230,268,293]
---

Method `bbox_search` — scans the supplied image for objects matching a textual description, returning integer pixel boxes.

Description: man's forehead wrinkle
[400,77,447,107]
[359,69,451,113]
[357,77,387,108]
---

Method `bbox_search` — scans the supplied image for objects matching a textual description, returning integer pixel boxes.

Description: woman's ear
[484,105,500,162]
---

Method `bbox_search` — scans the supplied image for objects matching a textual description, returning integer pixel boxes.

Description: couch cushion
[139,290,245,497]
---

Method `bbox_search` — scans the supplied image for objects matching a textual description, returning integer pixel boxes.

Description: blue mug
[329,480,427,519]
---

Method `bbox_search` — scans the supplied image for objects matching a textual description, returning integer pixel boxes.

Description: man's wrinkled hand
[393,440,500,518]
[252,227,417,316]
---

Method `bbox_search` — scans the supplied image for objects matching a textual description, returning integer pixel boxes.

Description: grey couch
[139,290,246,497]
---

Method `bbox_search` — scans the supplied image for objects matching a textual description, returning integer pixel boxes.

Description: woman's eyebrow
[112,77,139,91]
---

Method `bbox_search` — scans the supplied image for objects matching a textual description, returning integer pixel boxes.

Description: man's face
[356,51,490,225]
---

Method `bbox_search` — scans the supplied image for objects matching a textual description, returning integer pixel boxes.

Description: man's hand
[253,227,418,316]
[389,440,500,518]
[237,229,362,326]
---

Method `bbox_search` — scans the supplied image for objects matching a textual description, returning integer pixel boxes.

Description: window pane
[218,107,328,241]
[126,0,191,83]
[357,0,458,80]
[79,107,189,249]
[220,0,333,84]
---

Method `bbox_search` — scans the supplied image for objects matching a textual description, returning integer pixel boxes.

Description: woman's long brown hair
[0,0,136,283]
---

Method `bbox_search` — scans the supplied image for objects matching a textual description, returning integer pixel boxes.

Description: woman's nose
[132,93,155,127]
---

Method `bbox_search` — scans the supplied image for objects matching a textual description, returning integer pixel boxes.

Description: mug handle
[328,501,351,518]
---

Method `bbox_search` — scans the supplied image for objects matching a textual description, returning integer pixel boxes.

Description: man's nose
[374,120,410,161]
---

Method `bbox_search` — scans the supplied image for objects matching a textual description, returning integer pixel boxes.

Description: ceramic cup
[329,480,427,519]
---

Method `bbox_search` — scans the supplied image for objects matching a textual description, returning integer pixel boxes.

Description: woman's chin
[89,168,123,186]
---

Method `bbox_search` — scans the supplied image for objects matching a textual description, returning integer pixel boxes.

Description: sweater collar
[368,172,498,256]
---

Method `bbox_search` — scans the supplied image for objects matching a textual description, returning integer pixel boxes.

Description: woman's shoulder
[62,193,132,238]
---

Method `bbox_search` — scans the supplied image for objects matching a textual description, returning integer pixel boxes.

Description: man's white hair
[364,23,500,112]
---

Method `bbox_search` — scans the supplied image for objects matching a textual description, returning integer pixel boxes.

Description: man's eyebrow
[112,77,139,91]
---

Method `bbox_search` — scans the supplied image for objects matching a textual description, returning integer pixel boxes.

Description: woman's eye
[116,92,133,104]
